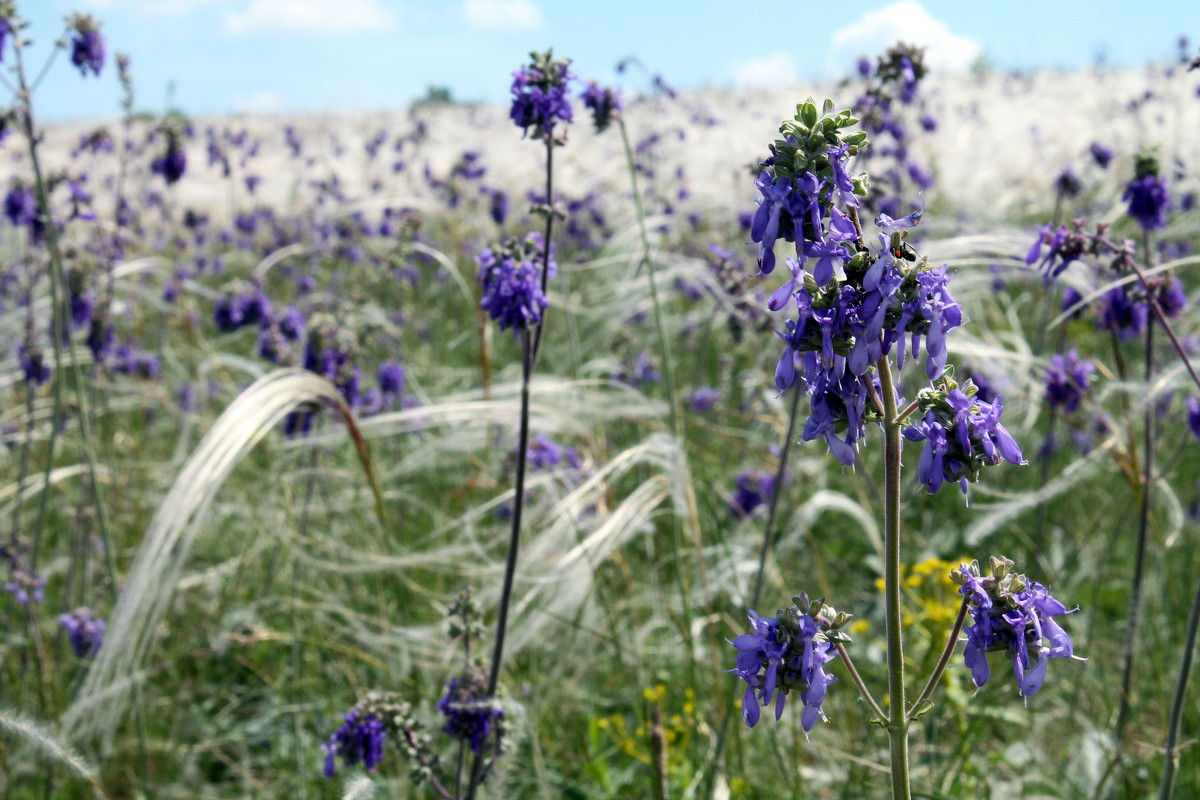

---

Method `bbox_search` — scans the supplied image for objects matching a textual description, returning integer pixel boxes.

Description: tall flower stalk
[728,98,1069,799]
[7,9,116,592]
[464,49,573,800]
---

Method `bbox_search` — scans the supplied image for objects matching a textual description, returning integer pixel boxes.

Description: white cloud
[84,0,223,15]
[233,90,286,113]
[825,1,982,75]
[224,0,395,35]
[730,53,798,88]
[463,0,543,30]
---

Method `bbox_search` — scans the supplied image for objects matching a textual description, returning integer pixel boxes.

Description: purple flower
[151,136,187,185]
[905,412,950,493]
[489,189,509,226]
[750,171,793,275]
[802,208,856,286]
[903,390,1024,497]
[18,344,51,387]
[728,604,838,732]
[1096,285,1148,341]
[690,387,721,413]
[528,432,564,470]
[112,345,161,380]
[728,470,777,518]
[613,351,661,386]
[510,51,575,141]
[875,203,923,236]
[214,286,272,333]
[1123,173,1170,232]
[951,559,1080,700]
[322,710,387,778]
[1054,165,1082,198]
[178,383,196,413]
[4,184,38,232]
[581,80,622,132]
[827,143,860,208]
[1089,142,1114,169]
[437,667,505,754]
[1044,350,1094,413]
[59,608,105,657]
[68,16,105,78]
[476,235,552,337]
[377,360,406,398]
[1159,276,1188,318]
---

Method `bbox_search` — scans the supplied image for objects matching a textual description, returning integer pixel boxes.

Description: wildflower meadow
[2,4,1200,799]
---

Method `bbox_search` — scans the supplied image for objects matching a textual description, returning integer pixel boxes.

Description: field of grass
[2,16,1200,800]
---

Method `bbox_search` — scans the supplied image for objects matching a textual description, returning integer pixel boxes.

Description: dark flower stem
[466,329,534,800]
[487,148,555,681]
[467,135,559,800]
[877,356,911,800]
[529,139,556,367]
[907,598,969,723]
[13,34,115,591]
[1159,562,1200,799]
[1113,236,1157,758]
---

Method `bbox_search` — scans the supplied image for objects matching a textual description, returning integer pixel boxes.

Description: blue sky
[22,0,1197,122]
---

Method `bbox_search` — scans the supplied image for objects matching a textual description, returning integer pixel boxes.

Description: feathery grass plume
[64,368,384,740]
[0,464,109,519]
[0,707,113,799]
[341,777,376,800]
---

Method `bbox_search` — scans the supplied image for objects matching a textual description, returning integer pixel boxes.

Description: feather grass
[64,368,384,739]
[0,707,112,799]
[341,776,376,800]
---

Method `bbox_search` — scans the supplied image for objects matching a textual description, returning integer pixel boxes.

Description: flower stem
[1159,563,1200,799]
[467,135,559,800]
[832,641,887,723]
[1113,237,1157,759]
[907,598,969,723]
[14,34,115,593]
[876,356,911,800]
[470,331,533,783]
[464,332,533,800]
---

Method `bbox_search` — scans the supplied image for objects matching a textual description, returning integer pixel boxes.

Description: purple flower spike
[68,15,105,78]
[476,234,553,338]
[437,666,505,754]
[510,51,575,141]
[951,559,1082,702]
[1044,350,1094,413]
[728,600,842,733]
[322,710,387,778]
[1123,173,1170,232]
[59,608,106,657]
